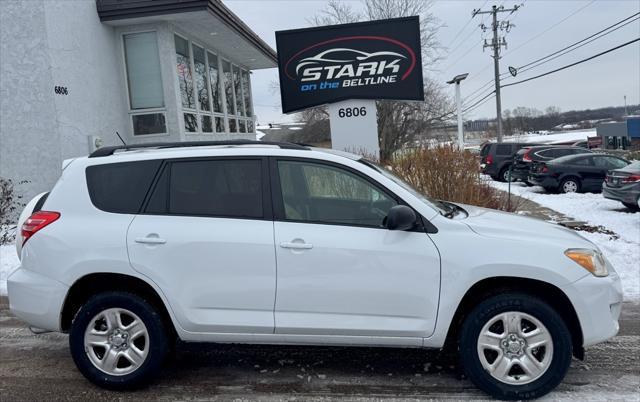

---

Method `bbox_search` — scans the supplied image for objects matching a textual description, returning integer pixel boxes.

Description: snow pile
[1,244,19,295]
[504,129,595,145]
[490,180,639,301]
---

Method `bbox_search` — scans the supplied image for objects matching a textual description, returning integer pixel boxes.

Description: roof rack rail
[89,140,309,158]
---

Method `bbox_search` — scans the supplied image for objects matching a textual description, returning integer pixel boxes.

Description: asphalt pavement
[1,296,638,401]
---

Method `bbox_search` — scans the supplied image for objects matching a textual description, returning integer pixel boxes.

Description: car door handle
[135,236,166,245]
[280,242,313,250]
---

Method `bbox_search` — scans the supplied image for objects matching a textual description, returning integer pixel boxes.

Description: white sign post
[328,99,379,158]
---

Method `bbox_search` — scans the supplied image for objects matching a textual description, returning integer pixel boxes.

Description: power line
[515,14,639,74]
[504,0,596,56]
[463,90,496,113]
[447,0,489,48]
[501,37,640,88]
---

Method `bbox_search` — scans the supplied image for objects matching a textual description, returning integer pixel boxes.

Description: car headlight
[564,248,608,277]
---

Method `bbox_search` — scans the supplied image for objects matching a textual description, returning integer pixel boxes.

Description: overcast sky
[226,0,640,124]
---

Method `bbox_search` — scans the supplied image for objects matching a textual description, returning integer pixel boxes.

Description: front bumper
[602,183,640,204]
[561,269,623,347]
[7,267,69,332]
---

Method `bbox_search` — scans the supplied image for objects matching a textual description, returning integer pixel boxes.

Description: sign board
[275,17,424,114]
[328,100,378,156]
[587,136,603,149]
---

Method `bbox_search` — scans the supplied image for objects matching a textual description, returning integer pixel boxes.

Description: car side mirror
[385,205,417,231]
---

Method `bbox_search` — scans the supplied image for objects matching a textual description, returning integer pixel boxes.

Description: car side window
[537,149,556,158]
[572,157,593,166]
[593,156,626,169]
[277,160,397,227]
[599,156,628,169]
[146,159,263,218]
[496,144,512,156]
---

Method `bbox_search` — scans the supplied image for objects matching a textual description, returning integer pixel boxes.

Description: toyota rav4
[8,141,622,400]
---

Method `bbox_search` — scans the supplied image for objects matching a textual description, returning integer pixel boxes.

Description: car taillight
[486,155,494,165]
[623,175,640,183]
[541,165,549,173]
[523,149,533,162]
[22,211,60,245]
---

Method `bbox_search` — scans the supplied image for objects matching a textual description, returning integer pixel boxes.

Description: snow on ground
[490,180,640,302]
[1,244,19,296]
[503,129,595,145]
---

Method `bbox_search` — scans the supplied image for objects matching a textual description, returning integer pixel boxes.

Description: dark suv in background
[480,142,541,182]
[512,146,592,185]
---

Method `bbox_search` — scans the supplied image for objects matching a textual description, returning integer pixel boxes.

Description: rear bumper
[562,269,623,347]
[7,267,68,332]
[529,174,558,189]
[602,183,640,204]
[511,167,530,181]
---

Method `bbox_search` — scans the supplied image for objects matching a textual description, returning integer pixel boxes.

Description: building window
[123,32,167,136]
[174,34,253,135]
[222,59,235,117]
[131,113,166,136]
[175,35,196,111]
[207,51,223,113]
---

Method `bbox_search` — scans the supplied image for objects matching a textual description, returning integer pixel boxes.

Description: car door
[127,157,277,334]
[271,158,440,342]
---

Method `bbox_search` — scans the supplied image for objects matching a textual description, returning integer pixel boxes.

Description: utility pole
[473,4,521,143]
[624,95,628,115]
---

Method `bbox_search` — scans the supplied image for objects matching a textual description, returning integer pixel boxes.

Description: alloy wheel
[562,180,578,193]
[476,311,553,385]
[83,308,149,376]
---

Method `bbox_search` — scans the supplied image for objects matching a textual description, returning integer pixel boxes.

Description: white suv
[8,141,622,399]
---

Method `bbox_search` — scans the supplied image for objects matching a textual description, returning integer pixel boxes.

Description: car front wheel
[459,293,572,400]
[69,291,169,390]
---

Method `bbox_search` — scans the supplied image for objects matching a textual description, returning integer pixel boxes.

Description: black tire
[559,177,580,194]
[459,293,572,400]
[622,201,639,212]
[69,292,169,390]
[523,180,534,187]
[499,166,515,183]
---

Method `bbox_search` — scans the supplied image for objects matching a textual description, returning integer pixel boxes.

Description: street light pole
[447,73,469,149]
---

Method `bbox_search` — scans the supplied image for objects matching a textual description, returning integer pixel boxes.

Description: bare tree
[299,0,453,160]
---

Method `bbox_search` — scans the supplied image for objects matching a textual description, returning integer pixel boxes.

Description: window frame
[269,157,425,231]
[141,156,273,221]
[173,32,255,135]
[120,29,168,137]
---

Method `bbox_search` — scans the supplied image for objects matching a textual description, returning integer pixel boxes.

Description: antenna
[115,131,126,146]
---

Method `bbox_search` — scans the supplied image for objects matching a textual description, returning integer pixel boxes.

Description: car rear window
[86,160,162,214]
[146,159,264,218]
[480,144,491,157]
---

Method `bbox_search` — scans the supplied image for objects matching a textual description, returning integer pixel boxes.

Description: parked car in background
[602,161,640,211]
[529,154,629,193]
[8,141,623,399]
[512,146,592,185]
[571,140,589,148]
[480,142,541,182]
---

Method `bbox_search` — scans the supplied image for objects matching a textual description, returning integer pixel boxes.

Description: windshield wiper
[436,200,458,218]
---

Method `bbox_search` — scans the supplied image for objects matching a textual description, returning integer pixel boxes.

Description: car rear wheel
[500,167,516,183]
[69,292,169,390]
[559,178,580,194]
[459,293,572,400]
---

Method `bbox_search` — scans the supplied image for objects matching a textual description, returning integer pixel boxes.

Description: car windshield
[360,159,449,216]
